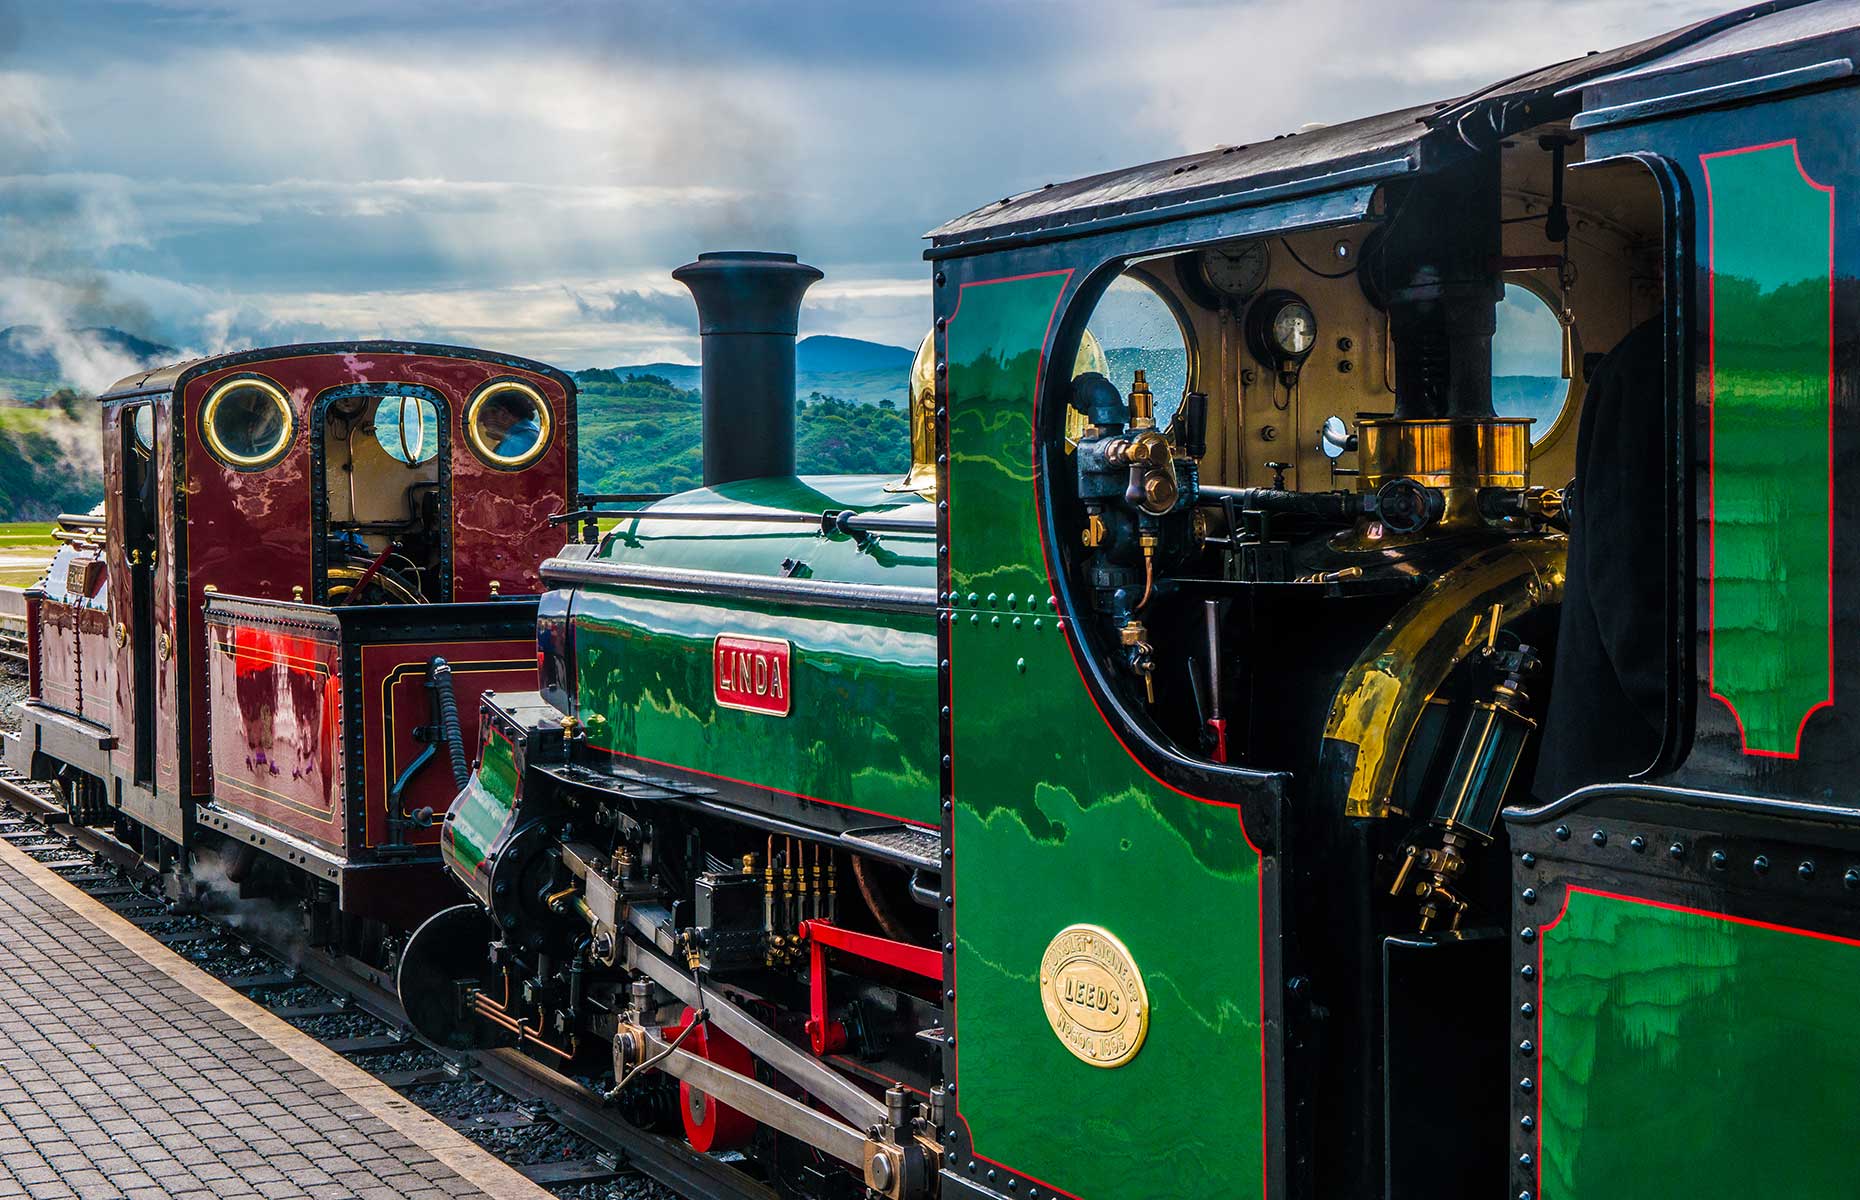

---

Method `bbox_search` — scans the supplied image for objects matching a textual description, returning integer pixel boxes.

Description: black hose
[1198,485,1362,521]
[428,657,472,791]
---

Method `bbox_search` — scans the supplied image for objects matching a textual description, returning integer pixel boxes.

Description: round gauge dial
[1271,301,1317,357]
[1198,242,1270,300]
[1244,289,1319,379]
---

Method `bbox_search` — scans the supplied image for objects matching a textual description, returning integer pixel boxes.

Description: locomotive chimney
[673,251,824,486]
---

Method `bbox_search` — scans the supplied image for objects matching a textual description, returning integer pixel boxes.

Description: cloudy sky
[2,0,1729,388]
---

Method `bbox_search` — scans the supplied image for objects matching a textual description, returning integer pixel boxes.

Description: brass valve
[1120,619,1156,705]
[1127,369,1155,429]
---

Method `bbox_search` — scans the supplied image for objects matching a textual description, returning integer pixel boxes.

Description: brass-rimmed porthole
[465,380,551,470]
[201,376,295,470]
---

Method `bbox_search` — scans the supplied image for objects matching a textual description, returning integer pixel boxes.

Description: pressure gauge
[1271,302,1316,356]
[1246,290,1319,383]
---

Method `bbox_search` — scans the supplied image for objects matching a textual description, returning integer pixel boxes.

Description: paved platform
[0,836,550,1200]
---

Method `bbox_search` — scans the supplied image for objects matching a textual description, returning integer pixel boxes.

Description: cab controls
[1246,290,1318,387]
[1374,477,1444,535]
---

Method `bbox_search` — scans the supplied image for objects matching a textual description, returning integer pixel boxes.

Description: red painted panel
[104,402,137,784]
[445,372,574,603]
[35,601,80,716]
[179,351,572,798]
[77,605,111,729]
[205,619,344,852]
[357,638,536,848]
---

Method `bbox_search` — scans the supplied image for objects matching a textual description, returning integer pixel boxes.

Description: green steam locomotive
[401,4,1860,1197]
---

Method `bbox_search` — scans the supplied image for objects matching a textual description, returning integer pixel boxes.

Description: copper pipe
[851,856,909,941]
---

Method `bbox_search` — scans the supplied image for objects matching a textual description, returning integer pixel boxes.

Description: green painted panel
[444,727,519,901]
[947,272,1267,1199]
[570,471,940,828]
[1540,887,1860,1197]
[575,591,939,828]
[602,474,935,584]
[1702,141,1834,756]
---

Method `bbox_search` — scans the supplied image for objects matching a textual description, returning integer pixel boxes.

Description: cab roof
[926,0,1841,256]
[96,340,574,403]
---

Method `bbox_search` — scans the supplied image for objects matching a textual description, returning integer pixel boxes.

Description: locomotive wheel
[666,1006,755,1152]
[398,903,506,1050]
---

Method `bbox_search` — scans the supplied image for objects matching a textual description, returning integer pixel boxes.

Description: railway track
[0,771,780,1200]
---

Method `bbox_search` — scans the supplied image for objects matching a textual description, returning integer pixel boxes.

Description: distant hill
[576,335,914,408]
[0,325,175,402]
[797,335,913,374]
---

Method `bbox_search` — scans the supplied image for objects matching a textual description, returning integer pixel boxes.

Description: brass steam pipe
[1323,538,1565,819]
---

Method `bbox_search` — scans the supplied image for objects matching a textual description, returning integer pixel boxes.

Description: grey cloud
[569,287,695,332]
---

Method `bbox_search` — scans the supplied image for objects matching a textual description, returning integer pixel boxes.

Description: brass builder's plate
[1039,924,1150,1068]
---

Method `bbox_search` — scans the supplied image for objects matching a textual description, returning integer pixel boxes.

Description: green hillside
[577,373,909,495]
[0,403,104,522]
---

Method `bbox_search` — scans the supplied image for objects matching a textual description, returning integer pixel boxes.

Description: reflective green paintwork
[445,727,520,903]
[1702,141,1834,756]
[1540,887,1860,1195]
[946,273,1266,1198]
[572,475,939,828]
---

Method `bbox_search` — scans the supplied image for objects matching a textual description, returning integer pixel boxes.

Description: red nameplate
[713,635,791,717]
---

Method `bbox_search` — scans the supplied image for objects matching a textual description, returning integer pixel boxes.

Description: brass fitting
[1127,369,1155,429]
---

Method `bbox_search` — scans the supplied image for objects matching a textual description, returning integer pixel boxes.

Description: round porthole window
[201,377,294,470]
[1492,283,1572,446]
[466,381,551,470]
[1080,271,1195,433]
[373,394,439,465]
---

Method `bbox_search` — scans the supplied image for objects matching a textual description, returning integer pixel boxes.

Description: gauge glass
[1200,243,1269,299]
[1271,302,1316,357]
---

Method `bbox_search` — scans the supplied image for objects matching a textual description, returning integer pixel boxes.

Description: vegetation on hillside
[577,374,908,495]
[0,399,103,521]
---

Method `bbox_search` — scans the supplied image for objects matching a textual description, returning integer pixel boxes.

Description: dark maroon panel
[179,352,571,798]
[356,638,537,848]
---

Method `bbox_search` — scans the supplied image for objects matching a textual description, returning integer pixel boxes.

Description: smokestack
[673,251,823,486]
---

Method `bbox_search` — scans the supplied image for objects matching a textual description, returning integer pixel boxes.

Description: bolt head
[1554,825,1570,841]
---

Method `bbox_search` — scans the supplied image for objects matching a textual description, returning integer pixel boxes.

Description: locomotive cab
[7,342,577,935]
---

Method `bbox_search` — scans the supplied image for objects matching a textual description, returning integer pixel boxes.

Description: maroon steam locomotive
[4,342,575,937]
